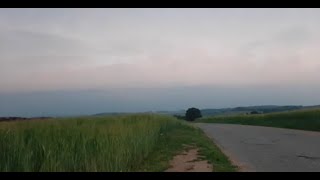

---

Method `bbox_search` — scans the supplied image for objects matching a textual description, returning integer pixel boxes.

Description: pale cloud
[0,9,320,116]
[1,9,320,115]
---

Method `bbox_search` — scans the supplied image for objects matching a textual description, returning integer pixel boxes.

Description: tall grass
[0,114,181,172]
[198,108,320,132]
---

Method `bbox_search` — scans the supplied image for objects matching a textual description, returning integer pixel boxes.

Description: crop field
[198,108,320,132]
[0,114,234,172]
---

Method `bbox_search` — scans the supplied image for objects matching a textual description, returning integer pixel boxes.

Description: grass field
[197,108,320,132]
[0,114,235,172]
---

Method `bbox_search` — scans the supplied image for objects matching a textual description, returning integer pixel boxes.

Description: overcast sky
[1,8,320,117]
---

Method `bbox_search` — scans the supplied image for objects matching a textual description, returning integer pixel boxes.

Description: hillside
[197,108,320,132]
[93,105,312,118]
[161,105,307,117]
[200,105,303,116]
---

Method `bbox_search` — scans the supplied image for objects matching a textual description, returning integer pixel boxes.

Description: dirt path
[165,148,213,172]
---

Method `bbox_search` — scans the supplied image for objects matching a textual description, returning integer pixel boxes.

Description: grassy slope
[0,114,235,172]
[197,108,320,132]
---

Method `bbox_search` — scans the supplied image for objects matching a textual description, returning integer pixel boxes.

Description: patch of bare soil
[165,148,213,172]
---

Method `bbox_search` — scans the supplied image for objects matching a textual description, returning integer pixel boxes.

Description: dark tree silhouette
[250,110,259,114]
[185,107,202,121]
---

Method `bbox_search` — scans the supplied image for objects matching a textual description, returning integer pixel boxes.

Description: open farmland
[0,114,234,172]
[197,108,320,132]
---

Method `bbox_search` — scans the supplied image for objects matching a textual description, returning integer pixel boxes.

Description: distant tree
[185,107,202,121]
[250,110,259,114]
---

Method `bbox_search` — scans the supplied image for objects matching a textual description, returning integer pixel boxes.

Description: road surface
[197,123,320,172]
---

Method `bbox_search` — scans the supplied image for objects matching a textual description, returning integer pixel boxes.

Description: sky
[1,8,320,117]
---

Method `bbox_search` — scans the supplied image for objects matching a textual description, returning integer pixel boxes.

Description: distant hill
[200,105,304,117]
[0,117,51,122]
[302,105,320,110]
[93,112,133,116]
[93,110,186,117]
[163,105,307,117]
[93,105,319,118]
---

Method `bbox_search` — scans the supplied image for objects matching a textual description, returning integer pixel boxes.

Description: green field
[197,108,320,132]
[0,114,235,172]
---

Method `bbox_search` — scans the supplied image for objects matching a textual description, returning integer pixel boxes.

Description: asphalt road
[197,123,320,172]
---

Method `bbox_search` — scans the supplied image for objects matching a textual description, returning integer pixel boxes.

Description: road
[197,123,320,172]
